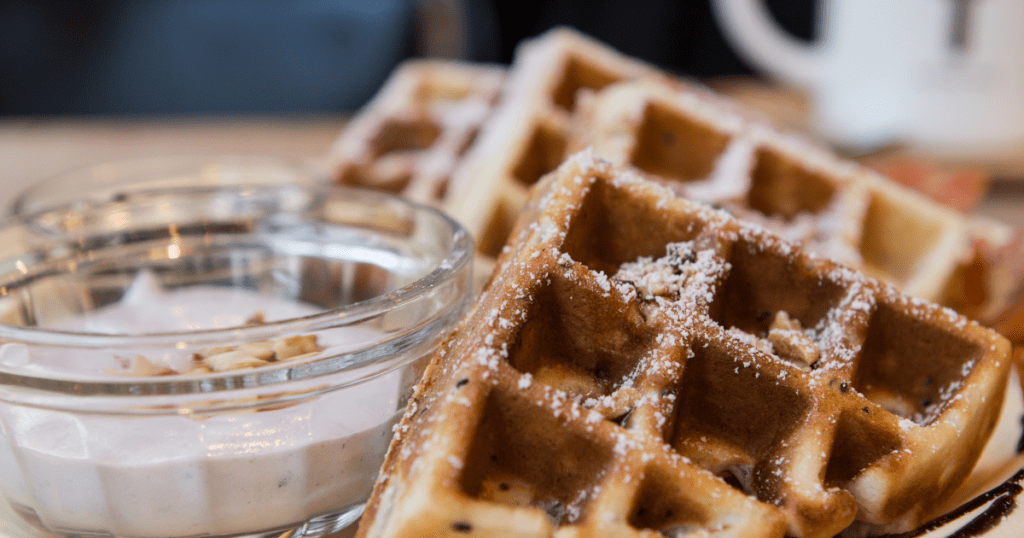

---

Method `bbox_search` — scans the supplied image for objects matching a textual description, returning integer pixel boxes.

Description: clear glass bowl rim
[7,154,323,219]
[0,160,473,395]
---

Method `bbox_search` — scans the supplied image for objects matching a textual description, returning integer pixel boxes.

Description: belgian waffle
[571,80,972,304]
[329,59,504,206]
[356,152,1011,538]
[443,27,670,257]
[570,79,1024,334]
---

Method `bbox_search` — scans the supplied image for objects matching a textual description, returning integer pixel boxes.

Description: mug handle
[710,0,822,89]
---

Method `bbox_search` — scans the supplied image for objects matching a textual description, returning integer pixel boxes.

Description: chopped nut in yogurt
[108,332,323,377]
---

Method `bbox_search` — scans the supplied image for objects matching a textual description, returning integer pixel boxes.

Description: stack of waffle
[327,27,1024,342]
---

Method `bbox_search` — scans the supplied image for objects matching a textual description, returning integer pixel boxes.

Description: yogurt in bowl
[0,159,473,538]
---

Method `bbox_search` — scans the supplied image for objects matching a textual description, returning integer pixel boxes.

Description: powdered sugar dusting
[613,241,729,308]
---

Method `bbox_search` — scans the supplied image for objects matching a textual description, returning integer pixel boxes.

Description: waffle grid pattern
[571,80,977,308]
[444,27,670,257]
[328,28,1024,340]
[330,59,504,206]
[356,153,1010,538]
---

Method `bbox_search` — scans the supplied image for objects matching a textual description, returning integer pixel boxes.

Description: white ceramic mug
[711,0,1024,157]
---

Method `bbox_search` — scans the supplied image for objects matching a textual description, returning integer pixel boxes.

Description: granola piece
[204,351,269,372]
[274,335,320,361]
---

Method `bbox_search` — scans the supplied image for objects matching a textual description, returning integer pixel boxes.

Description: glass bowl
[0,158,473,538]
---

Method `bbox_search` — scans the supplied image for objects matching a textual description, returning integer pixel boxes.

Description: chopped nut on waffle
[356,152,1010,538]
[329,59,505,206]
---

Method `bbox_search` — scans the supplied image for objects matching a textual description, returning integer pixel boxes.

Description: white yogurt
[0,273,402,538]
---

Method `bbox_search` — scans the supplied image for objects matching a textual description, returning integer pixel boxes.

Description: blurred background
[3,0,1020,227]
[0,0,813,116]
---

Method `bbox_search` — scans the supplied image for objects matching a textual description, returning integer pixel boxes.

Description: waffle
[570,79,1024,332]
[356,152,1011,538]
[443,27,670,258]
[329,59,504,206]
[328,31,1024,340]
